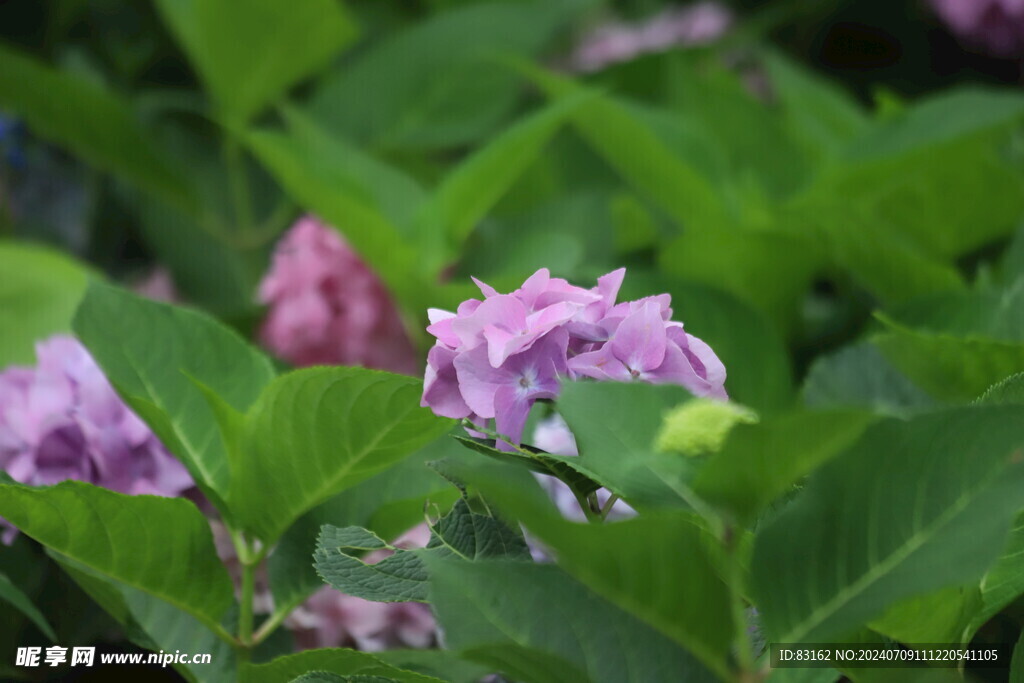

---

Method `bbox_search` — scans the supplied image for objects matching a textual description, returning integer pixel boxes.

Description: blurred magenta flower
[930,0,1024,57]
[287,524,437,651]
[570,2,732,72]
[421,267,727,447]
[0,335,193,542]
[258,216,418,374]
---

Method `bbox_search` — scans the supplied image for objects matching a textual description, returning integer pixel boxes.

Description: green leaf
[843,87,1024,163]
[691,410,876,524]
[752,407,1024,643]
[868,585,980,644]
[0,572,57,642]
[0,481,234,636]
[267,438,462,618]
[442,456,733,676]
[73,281,276,508]
[230,367,454,543]
[306,1,584,150]
[155,0,357,124]
[241,650,443,683]
[0,242,93,366]
[314,526,429,602]
[1012,631,1024,683]
[453,435,601,499]
[523,65,731,233]
[54,555,238,683]
[969,511,1024,634]
[762,50,867,156]
[0,45,195,209]
[426,92,590,247]
[801,342,934,417]
[978,372,1024,405]
[314,495,529,603]
[554,381,701,509]
[427,557,718,683]
[874,316,1024,402]
[371,650,491,683]
[246,116,428,309]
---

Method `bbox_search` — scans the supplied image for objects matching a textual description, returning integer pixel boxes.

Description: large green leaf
[428,557,718,683]
[0,242,92,366]
[229,367,454,543]
[73,282,276,508]
[692,410,876,525]
[0,481,234,636]
[752,407,1024,644]
[441,456,734,678]
[0,44,194,209]
[241,650,443,683]
[155,0,357,123]
[0,572,57,642]
[306,1,584,150]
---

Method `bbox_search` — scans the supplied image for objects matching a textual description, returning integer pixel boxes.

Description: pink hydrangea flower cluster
[287,524,436,652]
[569,2,732,72]
[0,335,193,542]
[930,0,1024,57]
[258,216,418,374]
[421,267,727,447]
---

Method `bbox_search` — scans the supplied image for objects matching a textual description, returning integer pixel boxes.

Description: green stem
[238,557,255,650]
[725,526,756,679]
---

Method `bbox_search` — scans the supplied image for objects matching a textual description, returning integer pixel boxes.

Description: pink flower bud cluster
[0,335,193,542]
[258,217,418,374]
[421,268,727,448]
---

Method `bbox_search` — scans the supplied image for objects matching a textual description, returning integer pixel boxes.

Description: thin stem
[599,494,621,521]
[252,595,302,646]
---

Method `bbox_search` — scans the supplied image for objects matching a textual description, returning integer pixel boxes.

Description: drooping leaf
[73,281,276,508]
[229,367,454,543]
[0,481,235,636]
[752,407,1024,644]
[0,242,93,366]
[155,0,358,123]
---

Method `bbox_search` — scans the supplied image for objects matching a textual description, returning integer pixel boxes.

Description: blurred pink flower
[0,335,193,542]
[930,0,1024,57]
[132,267,180,303]
[570,2,732,72]
[286,524,437,652]
[258,216,418,374]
